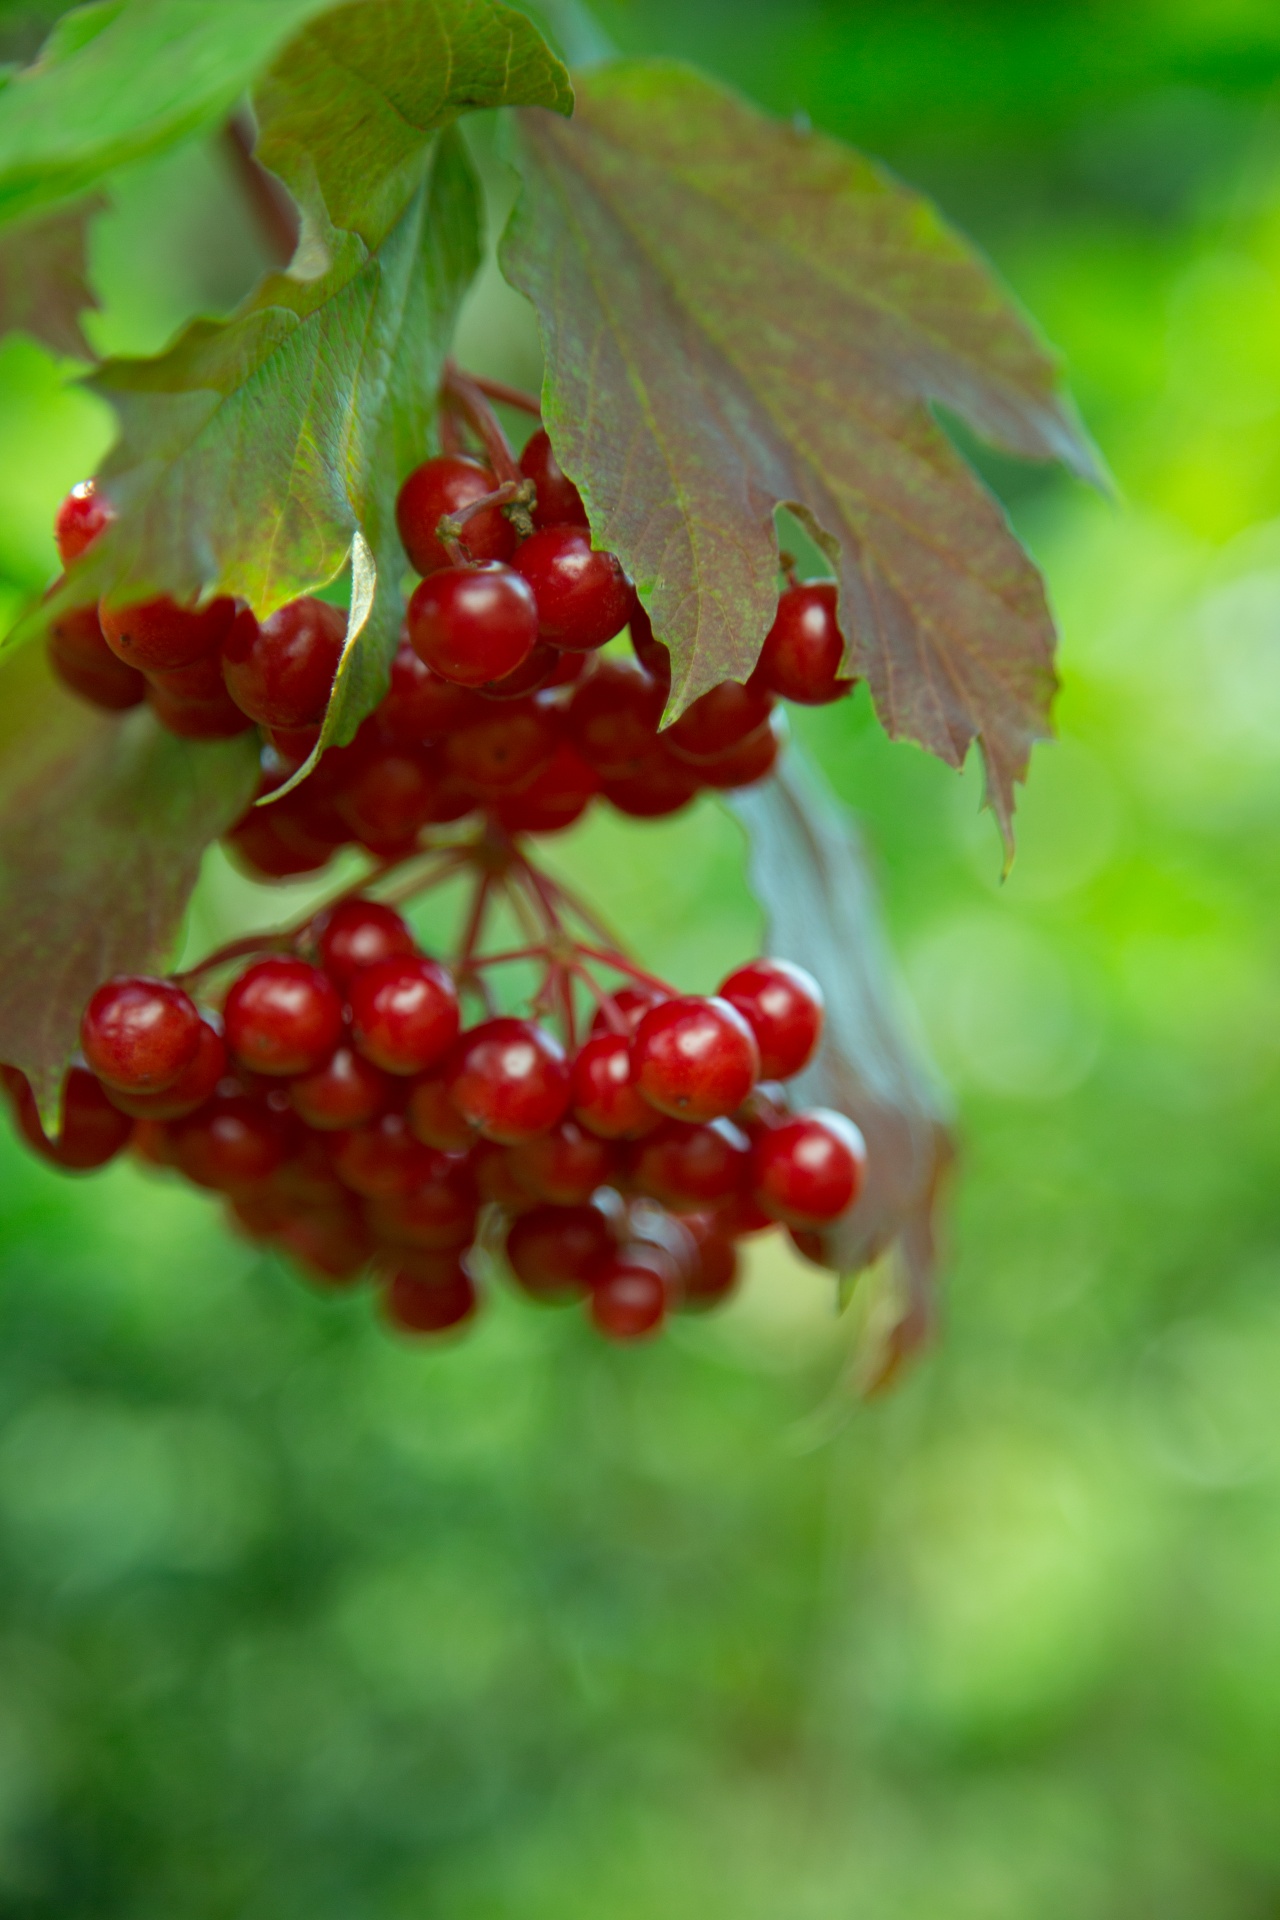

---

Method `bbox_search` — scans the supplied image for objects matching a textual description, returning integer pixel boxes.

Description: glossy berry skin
[754,581,854,705]
[224,957,344,1077]
[632,1117,752,1211]
[507,1118,614,1207]
[313,899,417,991]
[104,1018,227,1120]
[666,680,773,764]
[566,657,665,776]
[718,958,824,1081]
[590,1257,668,1341]
[751,1109,867,1228]
[383,1267,477,1336]
[221,597,346,729]
[571,1031,661,1140]
[329,1110,442,1199]
[519,428,588,531]
[505,1203,614,1302]
[446,1018,570,1144]
[348,956,460,1076]
[513,527,634,651]
[80,976,202,1093]
[172,1094,291,1192]
[289,1045,389,1131]
[99,595,235,672]
[477,640,561,700]
[407,563,538,688]
[631,994,760,1123]
[405,1074,474,1152]
[55,480,114,566]
[13,1067,133,1170]
[396,455,515,576]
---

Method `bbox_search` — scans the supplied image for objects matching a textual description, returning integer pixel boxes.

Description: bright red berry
[629,602,671,686]
[221,597,346,729]
[754,581,854,705]
[382,1266,478,1336]
[348,956,460,1075]
[632,1117,752,1211]
[396,454,515,576]
[519,428,588,531]
[571,1031,661,1139]
[590,1257,668,1340]
[446,1017,570,1144]
[172,1093,291,1191]
[313,898,417,992]
[507,1117,615,1206]
[665,680,773,764]
[566,657,665,776]
[718,958,824,1081]
[288,1045,389,1130]
[80,976,202,1093]
[476,640,562,700]
[751,1109,866,1228]
[99,595,235,672]
[514,526,633,652]
[631,995,760,1122]
[103,1017,226,1120]
[505,1202,614,1302]
[54,480,114,566]
[224,957,344,1076]
[406,563,538,688]
[12,1066,134,1170]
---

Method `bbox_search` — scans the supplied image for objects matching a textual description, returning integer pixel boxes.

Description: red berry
[631,995,760,1122]
[313,898,417,992]
[147,651,227,703]
[396,454,515,575]
[505,1203,614,1302]
[224,808,336,880]
[493,740,599,835]
[172,1093,291,1191]
[99,595,235,672]
[348,956,460,1075]
[329,1109,442,1199]
[80,976,202,1094]
[751,1109,866,1228]
[678,1217,740,1310]
[471,1139,538,1210]
[571,1031,661,1140]
[445,701,556,797]
[632,1117,752,1211]
[405,1073,474,1151]
[566,657,665,776]
[629,602,671,686]
[378,640,484,744]
[754,581,854,705]
[602,747,700,820]
[446,1017,570,1144]
[224,957,344,1076]
[288,1045,389,1130]
[507,1117,615,1206]
[514,526,633,651]
[696,710,783,790]
[718,958,824,1081]
[788,1227,840,1270]
[588,987,666,1036]
[666,681,773,764]
[277,1203,373,1284]
[590,1257,668,1340]
[48,620,146,711]
[519,428,588,531]
[221,597,346,729]
[383,1266,477,1336]
[407,563,538,688]
[476,640,562,701]
[335,745,438,850]
[716,1188,774,1238]
[54,480,114,566]
[367,1169,478,1255]
[103,1017,227,1120]
[146,680,256,740]
[13,1066,133,1171]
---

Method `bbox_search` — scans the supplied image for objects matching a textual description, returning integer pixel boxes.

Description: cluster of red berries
[1,895,864,1342]
[45,410,853,877]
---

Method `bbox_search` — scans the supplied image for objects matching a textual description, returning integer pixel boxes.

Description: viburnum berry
[288,1045,389,1130]
[48,602,146,711]
[471,1139,539,1210]
[172,1093,292,1192]
[589,987,666,1036]
[631,994,760,1122]
[329,1109,442,1199]
[54,480,114,566]
[335,746,438,850]
[382,1267,478,1337]
[477,639,564,700]
[751,1109,867,1228]
[493,740,599,835]
[11,1067,134,1171]
[378,637,483,743]
[632,1116,752,1211]
[506,1117,615,1206]
[601,747,701,820]
[445,702,556,797]
[80,976,202,1093]
[566,657,666,776]
[224,957,344,1077]
[366,1159,477,1252]
[103,1017,227,1120]
[407,562,538,688]
[753,580,854,705]
[348,955,460,1075]
[665,680,773,764]
[446,1017,570,1143]
[277,1205,373,1285]
[146,677,256,740]
[718,958,824,1081]
[513,527,634,651]
[99,595,235,672]
[571,1031,660,1140]
[590,1256,668,1341]
[505,1202,614,1302]
[405,1073,474,1151]
[221,597,347,729]
[696,711,783,790]
[679,1216,740,1310]
[313,898,417,990]
[396,454,516,576]
[519,428,588,531]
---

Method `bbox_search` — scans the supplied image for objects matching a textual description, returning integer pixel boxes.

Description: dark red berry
[54,480,114,566]
[696,711,783,790]
[717,1187,774,1238]
[754,581,854,705]
[718,958,824,1081]
[445,702,556,797]
[224,808,336,879]
[378,640,484,744]
[278,1204,373,1284]
[172,1093,291,1191]
[632,1117,752,1211]
[679,1217,740,1310]
[313,898,417,992]
[493,740,599,835]
[13,1067,133,1171]
[103,1017,227,1120]
[407,563,538,688]
[571,1031,661,1139]
[519,428,588,531]
[146,679,256,740]
[566,657,665,776]
[507,1117,615,1206]
[751,1109,867,1228]
[221,597,346,729]
[602,748,700,820]
[366,1163,477,1253]
[147,652,227,703]
[514,526,633,652]
[471,1139,539,1210]
[446,1017,570,1144]
[590,1257,668,1340]
[788,1226,840,1269]
[396,455,515,575]
[666,680,773,764]
[405,1073,474,1151]
[631,995,760,1123]
[505,1203,614,1302]
[477,641,561,701]
[335,746,437,850]
[383,1267,477,1336]
[80,976,202,1093]
[48,623,146,711]
[289,1045,389,1130]
[629,602,671,686]
[348,956,460,1075]
[224,957,344,1076]
[100,595,235,672]
[329,1109,442,1199]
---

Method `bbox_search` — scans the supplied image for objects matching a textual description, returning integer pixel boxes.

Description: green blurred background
[2,0,1280,1911]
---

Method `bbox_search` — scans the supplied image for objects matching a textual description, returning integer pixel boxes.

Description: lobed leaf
[0,643,257,1121]
[0,194,102,357]
[502,60,1105,847]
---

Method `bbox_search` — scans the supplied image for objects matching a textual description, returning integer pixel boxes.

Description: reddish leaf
[0,194,101,358]
[0,645,257,1122]
[502,61,1104,847]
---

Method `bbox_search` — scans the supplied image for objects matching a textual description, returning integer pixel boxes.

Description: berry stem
[436,478,537,556]
[468,374,542,418]
[441,363,522,486]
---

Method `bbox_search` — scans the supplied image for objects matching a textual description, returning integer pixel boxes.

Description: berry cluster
[2,869,865,1342]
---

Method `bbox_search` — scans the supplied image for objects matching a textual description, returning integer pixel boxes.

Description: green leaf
[729,751,953,1390]
[0,192,102,356]
[501,60,1104,848]
[0,643,257,1122]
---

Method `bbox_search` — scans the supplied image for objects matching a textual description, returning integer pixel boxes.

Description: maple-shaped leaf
[502,60,1104,846]
[730,753,953,1394]
[0,193,101,357]
[0,643,257,1123]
